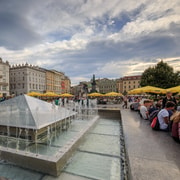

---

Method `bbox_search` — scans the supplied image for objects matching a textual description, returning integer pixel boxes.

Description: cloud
[0,0,179,85]
[0,0,43,50]
[0,12,42,50]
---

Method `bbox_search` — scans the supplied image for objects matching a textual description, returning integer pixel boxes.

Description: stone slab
[121,109,180,180]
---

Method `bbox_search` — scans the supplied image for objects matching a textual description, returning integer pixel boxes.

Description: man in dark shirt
[162,92,177,108]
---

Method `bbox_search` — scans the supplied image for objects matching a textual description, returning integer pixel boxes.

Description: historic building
[0,58,10,97]
[10,63,46,96]
[97,78,118,94]
[63,76,71,93]
[117,75,141,93]
[71,76,118,97]
[70,84,82,97]
[45,70,71,94]
[46,70,63,94]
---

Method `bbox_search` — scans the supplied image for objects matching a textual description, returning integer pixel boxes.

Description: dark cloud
[0,12,42,50]
[46,24,180,79]
[71,23,180,63]
[0,0,42,50]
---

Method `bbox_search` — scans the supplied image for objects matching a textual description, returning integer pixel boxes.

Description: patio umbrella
[128,87,145,95]
[142,86,166,94]
[87,92,103,97]
[166,86,180,93]
[128,86,166,94]
[104,92,123,96]
[42,92,59,97]
[59,93,74,97]
[27,91,43,97]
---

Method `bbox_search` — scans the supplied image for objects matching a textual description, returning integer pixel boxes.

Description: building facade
[45,70,71,94]
[46,70,55,93]
[0,58,10,97]
[71,77,118,97]
[117,75,141,93]
[63,76,71,93]
[97,78,118,94]
[10,63,46,96]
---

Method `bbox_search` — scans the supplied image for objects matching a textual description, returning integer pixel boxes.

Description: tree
[140,60,180,88]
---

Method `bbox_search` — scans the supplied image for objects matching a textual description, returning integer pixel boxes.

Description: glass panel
[98,118,120,126]
[79,134,120,157]
[64,152,120,180]
[0,163,43,180]
[91,124,120,136]
[0,95,77,130]
[69,120,90,132]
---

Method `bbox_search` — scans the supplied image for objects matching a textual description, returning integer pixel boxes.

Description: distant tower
[90,74,97,93]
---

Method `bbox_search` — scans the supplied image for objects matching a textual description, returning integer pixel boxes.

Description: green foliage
[140,60,180,88]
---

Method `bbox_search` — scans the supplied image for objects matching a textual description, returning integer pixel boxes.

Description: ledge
[121,109,180,180]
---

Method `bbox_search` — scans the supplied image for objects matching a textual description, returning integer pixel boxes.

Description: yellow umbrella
[42,92,59,97]
[27,91,42,97]
[128,87,145,95]
[87,92,103,97]
[166,86,180,93]
[59,93,74,97]
[104,92,123,96]
[142,86,166,94]
[128,86,166,94]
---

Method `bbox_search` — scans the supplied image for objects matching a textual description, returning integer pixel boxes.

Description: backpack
[151,116,160,130]
[149,109,159,123]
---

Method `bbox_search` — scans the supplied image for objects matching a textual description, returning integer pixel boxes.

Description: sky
[0,0,180,86]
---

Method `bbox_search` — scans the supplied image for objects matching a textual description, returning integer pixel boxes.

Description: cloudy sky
[0,0,180,85]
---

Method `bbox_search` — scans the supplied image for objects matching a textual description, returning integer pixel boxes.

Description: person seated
[170,111,180,143]
[157,101,176,131]
[148,101,161,115]
[139,100,152,120]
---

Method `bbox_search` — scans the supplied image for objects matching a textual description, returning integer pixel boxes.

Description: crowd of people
[127,92,180,143]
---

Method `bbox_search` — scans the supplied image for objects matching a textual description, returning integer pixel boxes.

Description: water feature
[0,96,129,179]
[63,118,121,180]
[0,95,100,176]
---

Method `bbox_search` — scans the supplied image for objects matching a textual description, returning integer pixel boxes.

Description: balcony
[0,82,8,86]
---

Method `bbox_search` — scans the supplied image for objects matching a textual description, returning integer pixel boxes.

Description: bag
[149,110,159,122]
[151,116,160,130]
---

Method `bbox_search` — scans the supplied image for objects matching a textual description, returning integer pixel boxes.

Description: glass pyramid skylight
[0,95,76,129]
